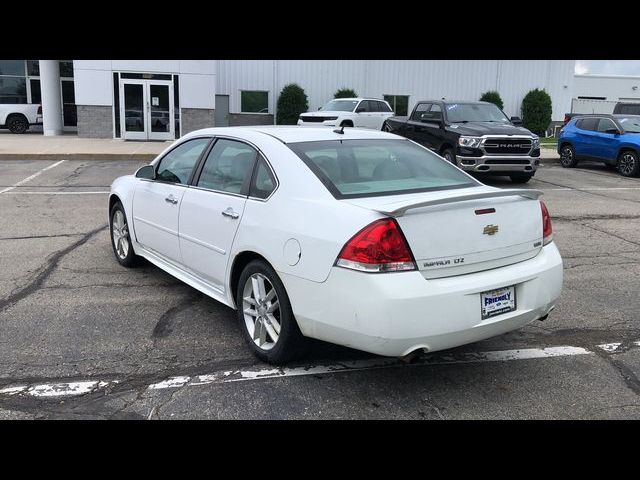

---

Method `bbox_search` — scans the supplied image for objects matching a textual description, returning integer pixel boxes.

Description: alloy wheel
[618,153,636,176]
[112,210,130,260]
[560,146,574,166]
[242,273,281,350]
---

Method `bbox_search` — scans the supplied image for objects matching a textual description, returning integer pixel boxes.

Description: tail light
[37,105,42,115]
[540,201,553,245]
[336,218,416,273]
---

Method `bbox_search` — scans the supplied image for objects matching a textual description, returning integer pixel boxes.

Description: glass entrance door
[119,79,174,141]
[148,83,173,140]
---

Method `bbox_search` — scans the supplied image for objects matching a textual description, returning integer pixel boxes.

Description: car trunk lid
[342,187,544,278]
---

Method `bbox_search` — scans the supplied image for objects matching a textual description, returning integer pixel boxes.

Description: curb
[0,153,158,162]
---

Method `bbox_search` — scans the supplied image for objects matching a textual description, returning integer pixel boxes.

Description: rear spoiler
[374,189,543,217]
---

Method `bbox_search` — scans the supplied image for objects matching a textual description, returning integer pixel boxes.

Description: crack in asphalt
[580,222,640,249]
[0,224,107,314]
[0,233,86,241]
[554,214,640,222]
[152,291,204,339]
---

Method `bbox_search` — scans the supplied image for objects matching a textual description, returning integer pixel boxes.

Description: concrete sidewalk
[0,132,171,161]
[0,131,561,162]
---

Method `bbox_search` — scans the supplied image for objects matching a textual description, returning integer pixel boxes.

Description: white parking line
[2,341,638,399]
[0,160,65,194]
[147,345,593,390]
[547,187,640,191]
[0,380,116,398]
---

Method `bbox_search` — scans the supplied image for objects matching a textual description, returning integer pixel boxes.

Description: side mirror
[355,107,365,113]
[135,164,156,180]
[605,128,621,135]
[511,116,523,126]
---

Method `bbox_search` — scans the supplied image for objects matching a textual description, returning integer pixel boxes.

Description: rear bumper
[456,154,540,174]
[281,243,563,357]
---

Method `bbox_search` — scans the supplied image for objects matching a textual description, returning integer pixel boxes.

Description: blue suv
[558,114,640,177]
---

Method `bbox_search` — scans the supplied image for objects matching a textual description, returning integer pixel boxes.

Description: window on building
[0,60,25,77]
[384,95,409,116]
[241,91,269,113]
[27,60,40,76]
[59,61,74,78]
[0,76,27,104]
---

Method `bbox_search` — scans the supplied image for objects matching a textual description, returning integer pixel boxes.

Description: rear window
[287,139,477,199]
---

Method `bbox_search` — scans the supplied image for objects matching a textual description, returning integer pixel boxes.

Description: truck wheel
[509,173,534,183]
[441,147,456,164]
[559,144,578,168]
[6,114,29,134]
[617,150,640,177]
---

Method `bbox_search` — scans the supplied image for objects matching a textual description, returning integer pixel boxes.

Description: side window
[369,101,380,112]
[357,100,370,112]
[411,103,431,121]
[197,139,257,195]
[579,118,599,131]
[378,101,393,113]
[430,104,442,113]
[156,138,210,184]
[597,118,617,132]
[249,155,277,200]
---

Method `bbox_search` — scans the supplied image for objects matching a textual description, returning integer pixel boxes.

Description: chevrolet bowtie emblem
[483,225,499,235]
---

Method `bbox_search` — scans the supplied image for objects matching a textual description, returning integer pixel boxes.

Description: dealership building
[1,60,577,141]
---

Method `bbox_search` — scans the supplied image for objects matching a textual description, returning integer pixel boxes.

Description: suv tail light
[37,105,42,115]
[540,201,553,245]
[336,218,416,273]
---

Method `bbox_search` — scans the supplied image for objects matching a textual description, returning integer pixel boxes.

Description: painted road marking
[0,380,116,398]
[547,187,640,191]
[0,160,66,194]
[2,341,638,399]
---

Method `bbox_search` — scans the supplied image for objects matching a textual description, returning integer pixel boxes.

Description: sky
[575,60,640,76]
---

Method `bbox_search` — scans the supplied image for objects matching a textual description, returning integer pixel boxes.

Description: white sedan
[109,126,563,364]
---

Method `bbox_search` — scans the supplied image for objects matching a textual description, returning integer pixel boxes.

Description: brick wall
[229,113,274,126]
[77,105,113,138]
[181,108,215,136]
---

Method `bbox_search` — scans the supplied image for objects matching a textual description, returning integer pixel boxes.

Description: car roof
[182,126,400,144]
[325,97,387,102]
[417,100,490,105]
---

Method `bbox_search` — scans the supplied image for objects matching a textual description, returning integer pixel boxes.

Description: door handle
[165,195,178,205]
[222,207,239,219]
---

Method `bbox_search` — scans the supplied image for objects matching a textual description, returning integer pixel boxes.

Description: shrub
[479,90,504,110]
[334,88,358,99]
[521,89,552,135]
[276,83,309,125]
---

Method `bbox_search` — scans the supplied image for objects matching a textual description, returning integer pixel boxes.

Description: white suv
[297,98,394,130]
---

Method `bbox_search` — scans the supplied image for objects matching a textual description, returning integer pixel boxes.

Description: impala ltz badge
[483,224,499,236]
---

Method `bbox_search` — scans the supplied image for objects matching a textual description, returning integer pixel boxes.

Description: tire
[6,114,29,134]
[110,201,139,268]
[559,144,578,168]
[509,173,534,183]
[236,259,306,364]
[617,150,640,177]
[441,147,456,164]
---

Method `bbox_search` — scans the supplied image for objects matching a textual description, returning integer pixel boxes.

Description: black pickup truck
[383,100,541,183]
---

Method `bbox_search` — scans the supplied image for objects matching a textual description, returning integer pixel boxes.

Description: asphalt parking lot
[1,157,639,419]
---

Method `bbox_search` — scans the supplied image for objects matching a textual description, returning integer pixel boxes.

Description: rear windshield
[287,139,477,199]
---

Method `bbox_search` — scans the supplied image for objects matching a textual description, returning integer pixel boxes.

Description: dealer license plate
[481,286,516,320]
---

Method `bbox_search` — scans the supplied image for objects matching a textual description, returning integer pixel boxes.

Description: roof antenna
[333,125,345,134]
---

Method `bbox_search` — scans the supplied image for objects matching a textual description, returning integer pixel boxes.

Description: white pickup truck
[297,98,394,130]
[0,104,42,133]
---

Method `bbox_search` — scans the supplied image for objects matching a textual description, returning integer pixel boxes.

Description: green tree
[521,89,553,135]
[276,83,309,125]
[334,88,358,99]
[479,90,504,110]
